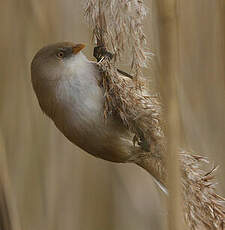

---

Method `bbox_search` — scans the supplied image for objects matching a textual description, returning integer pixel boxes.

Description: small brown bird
[31,42,142,163]
[31,42,168,193]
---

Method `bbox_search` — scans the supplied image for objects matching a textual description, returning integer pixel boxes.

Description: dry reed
[0,135,21,230]
[84,0,225,229]
[156,0,185,228]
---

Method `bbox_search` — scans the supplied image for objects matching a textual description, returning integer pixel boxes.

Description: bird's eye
[56,51,64,58]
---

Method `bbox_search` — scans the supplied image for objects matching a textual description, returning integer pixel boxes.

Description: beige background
[0,0,224,229]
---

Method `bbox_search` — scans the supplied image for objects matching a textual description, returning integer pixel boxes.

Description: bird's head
[31,42,86,82]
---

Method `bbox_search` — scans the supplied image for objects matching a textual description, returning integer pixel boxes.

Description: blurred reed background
[0,0,224,230]
[152,0,225,192]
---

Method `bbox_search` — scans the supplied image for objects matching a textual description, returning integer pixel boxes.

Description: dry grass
[182,153,225,229]
[85,0,225,229]
[84,0,149,80]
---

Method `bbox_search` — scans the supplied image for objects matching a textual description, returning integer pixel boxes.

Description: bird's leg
[136,128,151,152]
[93,46,113,62]
[93,46,134,79]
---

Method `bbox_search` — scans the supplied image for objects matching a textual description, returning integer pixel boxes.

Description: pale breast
[53,74,136,162]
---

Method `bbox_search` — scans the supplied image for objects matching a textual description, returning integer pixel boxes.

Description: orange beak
[72,44,86,54]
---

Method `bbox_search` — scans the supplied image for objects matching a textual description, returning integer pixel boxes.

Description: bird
[31,42,168,194]
[31,42,145,163]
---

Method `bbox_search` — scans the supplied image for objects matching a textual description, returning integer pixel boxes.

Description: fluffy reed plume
[97,58,167,184]
[182,153,225,229]
[84,0,225,228]
[84,0,149,79]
